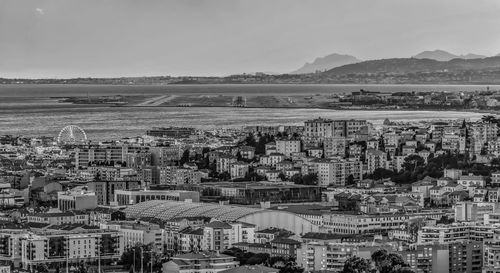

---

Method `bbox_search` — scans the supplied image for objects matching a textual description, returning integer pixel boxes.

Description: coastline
[121,104,495,113]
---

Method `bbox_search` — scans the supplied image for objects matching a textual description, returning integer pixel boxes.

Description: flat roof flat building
[114,189,200,206]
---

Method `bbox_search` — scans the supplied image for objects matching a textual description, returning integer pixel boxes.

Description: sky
[1,0,500,78]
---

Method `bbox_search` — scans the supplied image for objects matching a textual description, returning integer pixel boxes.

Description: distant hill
[322,56,500,76]
[413,50,487,61]
[291,53,361,74]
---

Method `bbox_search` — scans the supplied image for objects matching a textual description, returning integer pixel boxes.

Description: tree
[482,115,500,126]
[402,155,425,173]
[120,244,162,273]
[291,173,318,185]
[278,173,287,181]
[341,256,373,273]
[244,133,257,147]
[33,264,49,273]
[223,248,270,266]
[290,173,303,184]
[255,134,275,155]
[219,171,231,181]
[407,219,425,242]
[368,168,394,180]
[236,151,243,161]
[346,174,355,186]
[279,262,304,273]
[247,253,270,265]
[301,173,318,185]
[268,256,289,268]
[246,172,265,182]
[180,149,190,165]
[371,250,412,273]
[75,262,88,273]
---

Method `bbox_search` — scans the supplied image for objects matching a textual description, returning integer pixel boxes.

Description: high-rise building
[483,230,500,273]
[366,149,388,174]
[311,158,362,187]
[75,144,148,169]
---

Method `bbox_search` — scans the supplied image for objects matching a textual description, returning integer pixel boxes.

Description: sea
[1,84,498,140]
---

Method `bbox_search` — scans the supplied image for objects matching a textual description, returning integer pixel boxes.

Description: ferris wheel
[57,125,88,144]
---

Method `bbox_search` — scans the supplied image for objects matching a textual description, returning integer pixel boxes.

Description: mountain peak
[413,50,487,61]
[413,50,458,61]
[291,53,361,74]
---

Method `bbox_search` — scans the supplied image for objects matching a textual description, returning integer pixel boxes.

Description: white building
[202,221,255,251]
[114,189,199,206]
[217,155,237,173]
[230,162,249,179]
[101,221,164,252]
[57,189,97,211]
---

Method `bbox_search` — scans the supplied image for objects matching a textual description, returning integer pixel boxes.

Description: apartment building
[366,149,387,174]
[400,241,482,273]
[87,166,136,181]
[275,140,301,157]
[101,221,164,252]
[202,221,255,251]
[311,158,362,187]
[229,162,249,179]
[417,223,495,244]
[323,211,444,235]
[157,166,201,185]
[259,153,285,167]
[0,229,122,271]
[150,145,182,166]
[296,242,358,272]
[483,230,500,273]
[75,144,148,169]
[323,137,346,158]
[217,155,238,173]
[27,211,89,225]
[304,118,367,142]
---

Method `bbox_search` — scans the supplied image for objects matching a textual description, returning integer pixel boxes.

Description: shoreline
[2,82,500,87]
[113,104,497,115]
[1,101,495,116]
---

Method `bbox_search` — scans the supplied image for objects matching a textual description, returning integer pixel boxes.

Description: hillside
[291,53,361,74]
[413,50,487,61]
[322,56,500,76]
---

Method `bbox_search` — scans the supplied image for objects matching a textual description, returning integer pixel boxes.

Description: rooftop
[173,252,235,261]
[270,204,330,216]
[124,200,263,222]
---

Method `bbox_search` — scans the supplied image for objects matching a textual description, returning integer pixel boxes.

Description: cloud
[35,8,44,16]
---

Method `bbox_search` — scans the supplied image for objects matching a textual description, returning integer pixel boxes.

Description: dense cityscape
[3,1,500,273]
[2,115,500,273]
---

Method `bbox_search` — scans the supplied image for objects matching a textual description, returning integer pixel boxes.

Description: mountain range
[291,50,494,75]
[412,49,487,61]
[322,55,500,76]
[290,53,361,74]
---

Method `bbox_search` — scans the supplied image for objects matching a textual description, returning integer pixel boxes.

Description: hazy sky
[1,0,499,78]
